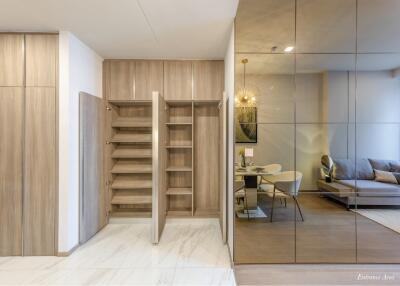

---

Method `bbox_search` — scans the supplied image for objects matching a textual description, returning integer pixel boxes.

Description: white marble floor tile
[0,219,234,285]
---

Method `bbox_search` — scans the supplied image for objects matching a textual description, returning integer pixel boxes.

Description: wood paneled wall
[0,33,58,256]
[104,60,224,102]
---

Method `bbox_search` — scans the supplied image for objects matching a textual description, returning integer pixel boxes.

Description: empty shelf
[111,163,152,174]
[166,122,192,126]
[166,188,192,195]
[111,133,152,143]
[111,178,152,189]
[112,117,152,128]
[166,145,192,149]
[111,194,152,205]
[111,148,152,158]
[110,210,151,218]
[166,167,192,172]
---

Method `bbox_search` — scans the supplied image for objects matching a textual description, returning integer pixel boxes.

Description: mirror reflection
[234,0,400,264]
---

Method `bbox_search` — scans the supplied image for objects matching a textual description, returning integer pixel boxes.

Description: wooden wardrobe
[103,59,226,242]
[0,33,58,256]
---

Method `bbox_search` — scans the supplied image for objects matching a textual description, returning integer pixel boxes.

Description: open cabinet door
[220,92,227,243]
[152,91,167,243]
[79,92,107,244]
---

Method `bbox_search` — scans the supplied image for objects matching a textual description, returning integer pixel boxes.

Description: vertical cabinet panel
[194,105,220,213]
[193,61,224,101]
[23,87,56,256]
[0,87,23,256]
[164,61,192,101]
[25,35,57,87]
[135,60,163,100]
[108,60,134,100]
[0,35,24,86]
[79,92,106,244]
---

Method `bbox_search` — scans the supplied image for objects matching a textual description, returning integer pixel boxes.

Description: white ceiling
[0,0,238,59]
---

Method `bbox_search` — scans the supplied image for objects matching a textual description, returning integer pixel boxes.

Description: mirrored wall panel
[234,0,400,264]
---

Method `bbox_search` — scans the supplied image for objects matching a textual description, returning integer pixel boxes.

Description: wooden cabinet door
[108,60,134,100]
[0,35,24,86]
[0,87,23,256]
[164,61,192,101]
[23,87,56,256]
[193,61,224,101]
[135,60,163,100]
[25,35,57,87]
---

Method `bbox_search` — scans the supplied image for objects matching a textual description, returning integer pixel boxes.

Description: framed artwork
[235,107,257,143]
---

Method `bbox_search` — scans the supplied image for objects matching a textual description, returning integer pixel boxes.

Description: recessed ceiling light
[284,46,294,52]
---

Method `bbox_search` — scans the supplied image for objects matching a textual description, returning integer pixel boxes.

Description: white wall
[224,25,235,258]
[58,31,103,253]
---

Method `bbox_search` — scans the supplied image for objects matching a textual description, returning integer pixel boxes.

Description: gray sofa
[318,156,400,208]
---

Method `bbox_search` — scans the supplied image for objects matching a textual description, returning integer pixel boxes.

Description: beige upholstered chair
[266,171,304,222]
[258,164,282,192]
[235,178,249,220]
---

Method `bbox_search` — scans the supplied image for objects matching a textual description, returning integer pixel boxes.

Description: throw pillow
[390,162,400,173]
[356,159,375,180]
[374,169,398,184]
[332,159,355,180]
[368,159,393,172]
[393,172,400,184]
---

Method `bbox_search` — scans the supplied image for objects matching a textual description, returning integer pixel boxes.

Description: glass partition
[234,0,400,264]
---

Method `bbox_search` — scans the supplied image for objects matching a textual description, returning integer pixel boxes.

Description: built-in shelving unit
[165,102,194,216]
[107,101,153,218]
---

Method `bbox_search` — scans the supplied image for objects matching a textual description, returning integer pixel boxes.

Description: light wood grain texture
[168,125,192,146]
[167,104,192,123]
[111,194,152,205]
[219,95,227,242]
[166,188,192,195]
[152,92,167,243]
[111,177,152,189]
[110,133,152,143]
[111,162,152,174]
[0,34,24,86]
[111,147,152,158]
[25,35,57,87]
[23,87,56,256]
[193,61,224,101]
[164,61,192,101]
[112,117,152,128]
[135,60,163,100]
[167,148,192,169]
[108,60,134,100]
[194,105,220,213]
[79,92,106,244]
[0,87,23,256]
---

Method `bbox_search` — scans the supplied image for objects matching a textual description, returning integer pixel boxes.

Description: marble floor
[0,219,235,285]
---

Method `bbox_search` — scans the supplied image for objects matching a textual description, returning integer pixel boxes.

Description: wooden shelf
[110,209,151,218]
[108,100,151,106]
[110,133,152,143]
[112,117,152,128]
[111,148,152,158]
[111,178,152,189]
[166,145,192,149]
[166,210,192,217]
[166,188,192,195]
[166,167,192,172]
[166,122,192,126]
[111,194,152,205]
[111,163,152,174]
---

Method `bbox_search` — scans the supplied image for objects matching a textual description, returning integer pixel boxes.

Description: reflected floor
[235,194,400,264]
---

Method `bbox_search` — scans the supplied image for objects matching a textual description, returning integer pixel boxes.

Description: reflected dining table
[235,166,275,216]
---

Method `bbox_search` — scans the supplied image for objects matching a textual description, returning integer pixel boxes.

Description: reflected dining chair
[266,171,304,222]
[258,164,285,205]
[235,178,250,220]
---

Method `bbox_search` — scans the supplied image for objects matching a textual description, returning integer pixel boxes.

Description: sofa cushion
[390,162,400,173]
[368,159,396,172]
[357,159,375,180]
[393,172,400,184]
[332,159,355,180]
[374,169,398,184]
[332,158,374,180]
[339,180,400,197]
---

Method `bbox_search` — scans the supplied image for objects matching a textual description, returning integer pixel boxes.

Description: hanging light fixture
[235,58,256,107]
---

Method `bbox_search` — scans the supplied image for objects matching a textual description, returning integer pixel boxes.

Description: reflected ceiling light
[235,58,256,107]
[284,46,294,52]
